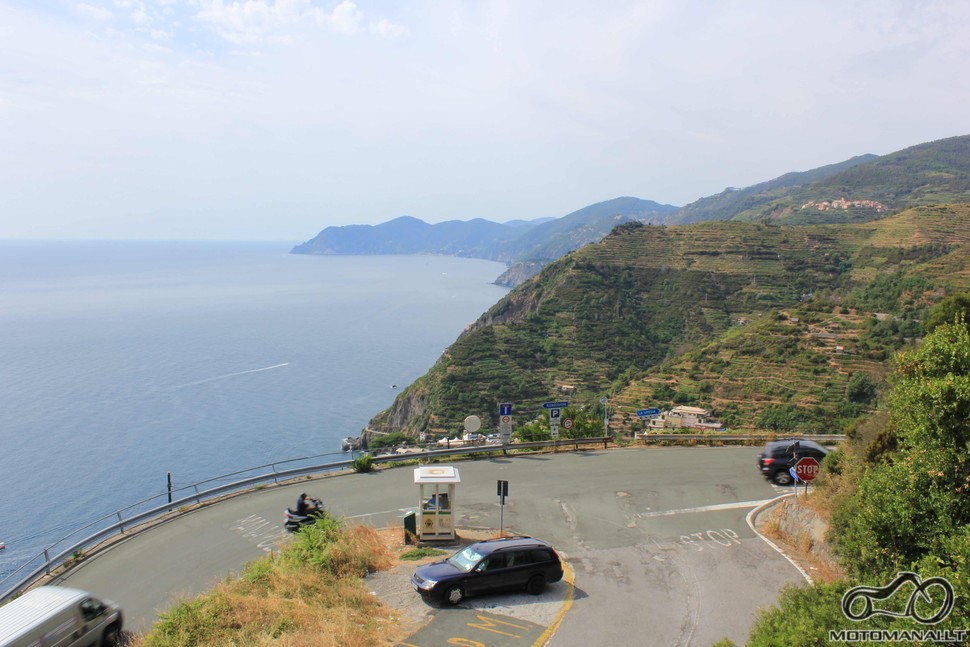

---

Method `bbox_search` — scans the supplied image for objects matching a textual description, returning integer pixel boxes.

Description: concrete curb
[745,493,813,584]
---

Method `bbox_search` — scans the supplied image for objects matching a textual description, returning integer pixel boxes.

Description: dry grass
[756,502,845,584]
[133,520,404,647]
[130,522,511,647]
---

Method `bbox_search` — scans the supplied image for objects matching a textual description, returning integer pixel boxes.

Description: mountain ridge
[293,135,970,288]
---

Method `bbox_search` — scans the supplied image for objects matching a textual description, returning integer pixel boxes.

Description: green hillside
[363,204,970,440]
[669,134,970,226]
[671,154,877,225]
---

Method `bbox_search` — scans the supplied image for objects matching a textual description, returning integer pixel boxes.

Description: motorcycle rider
[294,492,321,517]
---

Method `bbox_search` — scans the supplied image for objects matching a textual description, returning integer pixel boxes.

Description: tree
[749,322,970,644]
[923,292,970,334]
[845,372,878,404]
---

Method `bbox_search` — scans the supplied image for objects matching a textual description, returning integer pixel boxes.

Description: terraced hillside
[667,134,970,226]
[362,205,970,441]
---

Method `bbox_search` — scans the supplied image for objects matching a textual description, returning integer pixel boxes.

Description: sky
[2,1,969,241]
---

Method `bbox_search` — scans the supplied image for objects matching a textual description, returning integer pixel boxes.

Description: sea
[0,240,508,586]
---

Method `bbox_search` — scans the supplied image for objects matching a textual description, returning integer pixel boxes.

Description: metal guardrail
[0,438,606,602]
[0,449,355,603]
[0,432,841,602]
[635,433,846,443]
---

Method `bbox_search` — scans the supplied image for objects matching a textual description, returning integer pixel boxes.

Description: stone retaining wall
[759,496,842,581]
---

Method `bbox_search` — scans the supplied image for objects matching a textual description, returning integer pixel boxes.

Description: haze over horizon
[2,1,969,241]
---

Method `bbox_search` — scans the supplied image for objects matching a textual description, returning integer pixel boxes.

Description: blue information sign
[543,401,570,409]
[636,408,661,418]
[499,403,513,416]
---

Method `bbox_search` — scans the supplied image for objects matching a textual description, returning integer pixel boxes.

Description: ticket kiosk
[414,465,460,541]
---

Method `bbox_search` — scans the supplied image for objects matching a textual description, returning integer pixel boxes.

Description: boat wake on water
[173,363,290,389]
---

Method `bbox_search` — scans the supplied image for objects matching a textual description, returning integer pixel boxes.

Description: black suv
[757,439,829,485]
[412,536,564,605]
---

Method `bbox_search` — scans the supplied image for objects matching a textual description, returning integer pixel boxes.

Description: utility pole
[601,396,609,436]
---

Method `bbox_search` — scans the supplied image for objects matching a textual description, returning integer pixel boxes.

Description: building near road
[645,406,724,432]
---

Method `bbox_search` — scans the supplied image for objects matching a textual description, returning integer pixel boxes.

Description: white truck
[0,586,123,647]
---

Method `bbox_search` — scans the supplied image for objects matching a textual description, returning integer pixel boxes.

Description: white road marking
[231,515,286,552]
[745,494,813,584]
[345,507,416,520]
[636,498,775,519]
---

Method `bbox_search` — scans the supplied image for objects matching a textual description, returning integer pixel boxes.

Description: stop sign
[794,456,821,481]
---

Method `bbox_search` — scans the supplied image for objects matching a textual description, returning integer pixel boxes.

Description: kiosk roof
[413,466,460,484]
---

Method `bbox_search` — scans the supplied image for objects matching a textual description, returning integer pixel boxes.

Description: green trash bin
[403,510,417,545]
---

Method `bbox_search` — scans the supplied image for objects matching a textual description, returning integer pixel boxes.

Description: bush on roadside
[352,453,374,473]
[139,517,394,646]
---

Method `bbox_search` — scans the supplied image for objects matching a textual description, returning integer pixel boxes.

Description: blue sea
[0,241,507,583]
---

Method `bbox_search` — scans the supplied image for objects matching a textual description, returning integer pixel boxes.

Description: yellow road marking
[534,560,575,646]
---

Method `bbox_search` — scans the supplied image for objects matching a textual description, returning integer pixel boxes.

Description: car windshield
[447,546,485,573]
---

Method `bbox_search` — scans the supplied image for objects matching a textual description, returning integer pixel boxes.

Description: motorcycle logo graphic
[841,571,955,625]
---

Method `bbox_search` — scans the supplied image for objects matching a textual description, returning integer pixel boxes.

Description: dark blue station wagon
[412,536,564,605]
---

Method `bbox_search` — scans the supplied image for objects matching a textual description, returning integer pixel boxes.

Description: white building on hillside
[646,406,724,432]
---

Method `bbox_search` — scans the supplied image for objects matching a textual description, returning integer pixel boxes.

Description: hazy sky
[2,1,969,241]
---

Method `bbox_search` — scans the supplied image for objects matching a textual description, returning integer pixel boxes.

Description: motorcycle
[283,496,326,532]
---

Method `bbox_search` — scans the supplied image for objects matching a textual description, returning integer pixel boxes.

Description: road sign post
[499,403,513,444]
[635,408,661,442]
[794,456,820,496]
[542,402,567,450]
[497,480,509,536]
[549,408,561,447]
[794,456,820,481]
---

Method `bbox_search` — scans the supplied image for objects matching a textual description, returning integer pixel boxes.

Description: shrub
[845,372,878,404]
[747,581,855,646]
[352,453,374,473]
[400,547,447,561]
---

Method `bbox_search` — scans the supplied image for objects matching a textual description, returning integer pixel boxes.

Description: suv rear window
[531,548,554,562]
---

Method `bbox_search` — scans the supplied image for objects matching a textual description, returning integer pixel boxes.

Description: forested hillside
[363,204,970,440]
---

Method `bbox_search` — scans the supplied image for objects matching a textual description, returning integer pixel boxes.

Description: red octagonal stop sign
[794,456,821,481]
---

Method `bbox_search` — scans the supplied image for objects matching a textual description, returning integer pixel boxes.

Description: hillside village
[800,198,886,213]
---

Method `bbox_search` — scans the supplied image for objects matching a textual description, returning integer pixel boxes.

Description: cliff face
[493,261,546,288]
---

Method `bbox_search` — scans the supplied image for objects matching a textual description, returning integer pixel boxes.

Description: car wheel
[773,471,793,486]
[101,625,121,647]
[444,584,465,606]
[526,574,546,595]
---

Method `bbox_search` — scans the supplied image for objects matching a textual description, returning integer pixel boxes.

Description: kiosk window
[423,493,450,510]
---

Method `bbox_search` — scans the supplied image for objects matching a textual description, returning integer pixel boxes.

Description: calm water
[0,241,507,582]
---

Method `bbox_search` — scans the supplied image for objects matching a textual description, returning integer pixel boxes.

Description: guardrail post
[117,511,125,533]
[272,464,278,484]
[44,550,51,574]
[194,484,201,504]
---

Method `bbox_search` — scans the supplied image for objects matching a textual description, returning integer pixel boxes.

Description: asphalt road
[55,446,804,645]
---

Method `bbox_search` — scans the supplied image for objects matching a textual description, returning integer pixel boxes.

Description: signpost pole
[497,480,508,537]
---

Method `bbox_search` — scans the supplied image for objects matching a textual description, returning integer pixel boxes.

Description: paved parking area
[57,447,804,645]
